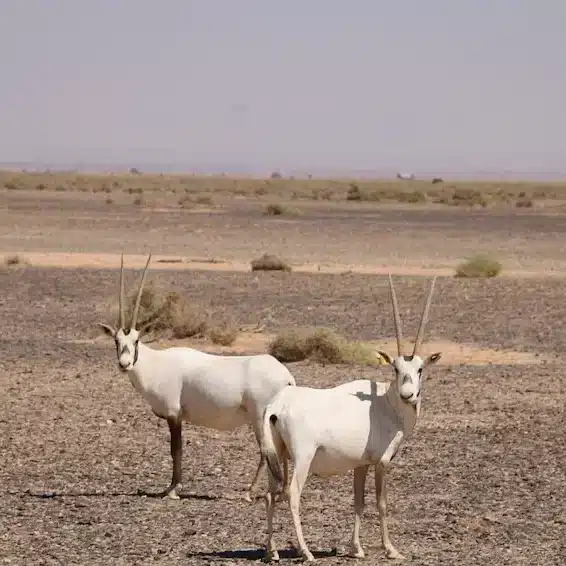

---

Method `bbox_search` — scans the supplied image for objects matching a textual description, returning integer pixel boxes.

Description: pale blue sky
[0,1,565,176]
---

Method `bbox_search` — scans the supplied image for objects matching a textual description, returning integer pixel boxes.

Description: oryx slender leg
[265,469,280,562]
[288,454,315,562]
[244,453,267,502]
[163,418,183,500]
[349,465,370,558]
[244,418,269,502]
[375,466,404,560]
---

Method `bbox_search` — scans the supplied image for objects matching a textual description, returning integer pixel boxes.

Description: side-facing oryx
[260,275,441,562]
[97,253,295,502]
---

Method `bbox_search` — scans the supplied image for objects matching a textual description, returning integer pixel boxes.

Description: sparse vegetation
[455,255,502,278]
[268,327,381,366]
[250,253,292,272]
[2,170,566,210]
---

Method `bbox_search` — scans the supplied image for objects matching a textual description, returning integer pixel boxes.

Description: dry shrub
[397,190,427,204]
[124,282,209,339]
[178,195,194,209]
[196,195,214,206]
[268,328,380,366]
[251,253,292,272]
[264,203,286,216]
[4,254,28,267]
[451,188,488,207]
[455,255,502,278]
[516,197,534,208]
[208,323,238,346]
[311,187,333,200]
[346,183,364,201]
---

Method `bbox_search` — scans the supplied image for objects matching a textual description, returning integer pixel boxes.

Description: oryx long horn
[119,253,125,329]
[412,276,437,357]
[130,253,152,329]
[388,274,404,356]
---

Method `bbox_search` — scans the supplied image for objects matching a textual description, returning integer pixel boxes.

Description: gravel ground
[1,266,564,565]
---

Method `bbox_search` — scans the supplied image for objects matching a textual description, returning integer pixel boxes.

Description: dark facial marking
[133,340,140,366]
[403,355,414,362]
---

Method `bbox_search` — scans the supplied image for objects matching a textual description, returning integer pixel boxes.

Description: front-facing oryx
[98,253,295,502]
[260,275,441,562]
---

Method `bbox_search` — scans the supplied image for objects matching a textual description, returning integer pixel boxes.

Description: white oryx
[98,253,295,502]
[260,275,441,562]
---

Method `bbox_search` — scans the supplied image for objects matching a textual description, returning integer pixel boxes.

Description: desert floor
[0,187,564,565]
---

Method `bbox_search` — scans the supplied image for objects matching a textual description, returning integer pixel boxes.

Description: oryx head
[377,275,441,405]
[97,253,153,372]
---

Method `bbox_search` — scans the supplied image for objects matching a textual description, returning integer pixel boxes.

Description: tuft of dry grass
[251,253,292,272]
[268,327,381,366]
[455,255,502,278]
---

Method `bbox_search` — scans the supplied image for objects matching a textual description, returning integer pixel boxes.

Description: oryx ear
[97,323,116,337]
[377,351,395,365]
[424,352,442,366]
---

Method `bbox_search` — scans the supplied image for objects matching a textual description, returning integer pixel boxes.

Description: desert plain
[0,173,565,565]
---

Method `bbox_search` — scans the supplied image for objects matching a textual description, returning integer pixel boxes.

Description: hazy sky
[0,1,565,175]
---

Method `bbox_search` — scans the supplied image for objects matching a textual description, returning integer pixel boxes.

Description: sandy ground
[3,188,566,273]
[0,190,565,565]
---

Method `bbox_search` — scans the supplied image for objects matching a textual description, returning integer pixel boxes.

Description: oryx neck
[127,341,156,388]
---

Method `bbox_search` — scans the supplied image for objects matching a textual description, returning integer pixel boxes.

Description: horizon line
[2,161,566,182]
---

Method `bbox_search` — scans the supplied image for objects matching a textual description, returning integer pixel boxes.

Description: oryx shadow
[21,488,219,501]
[187,547,338,561]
